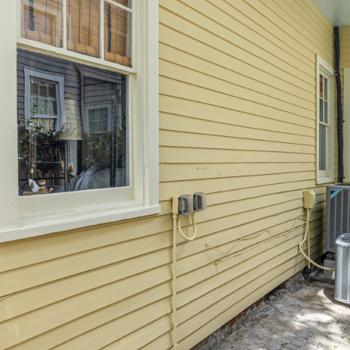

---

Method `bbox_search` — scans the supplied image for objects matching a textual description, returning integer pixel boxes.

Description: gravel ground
[216,282,350,350]
[194,274,350,350]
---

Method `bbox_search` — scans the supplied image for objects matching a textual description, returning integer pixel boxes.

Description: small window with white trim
[317,56,334,183]
[0,0,159,241]
[24,69,65,132]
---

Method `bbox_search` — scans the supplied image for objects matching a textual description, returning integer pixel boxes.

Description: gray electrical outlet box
[193,192,206,212]
[178,195,193,216]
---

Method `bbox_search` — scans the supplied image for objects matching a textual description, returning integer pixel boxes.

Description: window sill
[0,203,160,243]
[317,177,335,185]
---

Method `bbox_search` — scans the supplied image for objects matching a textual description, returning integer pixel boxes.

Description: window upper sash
[18,0,135,74]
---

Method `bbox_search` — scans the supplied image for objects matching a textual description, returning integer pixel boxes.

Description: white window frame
[24,68,65,131]
[0,0,159,243]
[316,55,335,184]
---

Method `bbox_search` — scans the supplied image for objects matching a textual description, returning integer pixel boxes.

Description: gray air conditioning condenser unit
[326,185,350,253]
[335,233,350,305]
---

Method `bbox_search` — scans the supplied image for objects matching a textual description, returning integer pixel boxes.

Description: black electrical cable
[334,26,344,183]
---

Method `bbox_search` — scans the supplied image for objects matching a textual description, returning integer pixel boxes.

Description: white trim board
[316,55,335,184]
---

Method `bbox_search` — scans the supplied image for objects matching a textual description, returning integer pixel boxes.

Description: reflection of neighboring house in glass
[18,50,127,194]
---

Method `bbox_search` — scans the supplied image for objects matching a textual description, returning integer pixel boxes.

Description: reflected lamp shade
[58,99,83,140]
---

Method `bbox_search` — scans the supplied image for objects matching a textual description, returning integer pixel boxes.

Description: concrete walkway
[217,283,350,350]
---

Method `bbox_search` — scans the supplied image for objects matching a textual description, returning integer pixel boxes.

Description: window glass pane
[31,78,39,95]
[21,0,63,47]
[104,3,132,66]
[39,80,48,96]
[17,49,128,196]
[324,77,328,100]
[38,98,47,114]
[319,124,327,171]
[30,78,59,118]
[319,74,323,96]
[67,0,100,58]
[319,98,323,123]
[324,100,328,124]
[31,97,39,115]
[47,100,58,116]
[89,107,109,133]
[48,83,57,98]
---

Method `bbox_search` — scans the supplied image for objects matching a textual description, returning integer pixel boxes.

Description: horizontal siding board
[176,208,322,262]
[160,95,315,137]
[200,180,315,207]
[160,59,314,119]
[176,212,322,273]
[160,163,315,182]
[160,44,314,112]
[0,249,171,323]
[161,64,315,125]
[176,223,319,297]
[0,267,171,349]
[160,113,315,146]
[246,0,331,63]
[176,0,314,78]
[141,331,172,350]
[51,299,171,350]
[160,77,315,129]
[160,174,315,200]
[160,130,314,154]
[160,147,314,164]
[296,0,331,31]
[0,233,171,296]
[159,4,314,91]
[208,0,314,63]
[101,315,172,350]
[159,23,314,102]
[279,1,331,45]
[177,232,321,325]
[0,215,171,274]
[8,284,171,350]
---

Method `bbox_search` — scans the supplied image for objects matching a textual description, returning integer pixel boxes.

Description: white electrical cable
[170,197,198,350]
[177,213,197,241]
[299,208,335,271]
[170,213,179,349]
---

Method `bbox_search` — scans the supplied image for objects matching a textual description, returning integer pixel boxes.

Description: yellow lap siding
[159,45,315,112]
[160,95,315,136]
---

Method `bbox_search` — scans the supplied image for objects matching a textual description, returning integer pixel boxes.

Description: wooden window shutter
[104,0,131,66]
[67,0,100,57]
